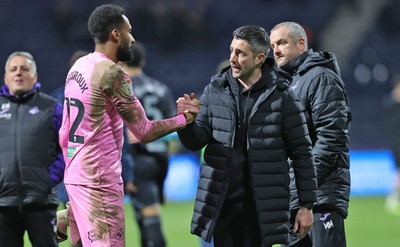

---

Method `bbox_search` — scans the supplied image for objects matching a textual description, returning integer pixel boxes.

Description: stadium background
[2,0,399,246]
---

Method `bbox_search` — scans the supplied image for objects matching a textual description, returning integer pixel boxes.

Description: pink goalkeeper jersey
[59,52,185,185]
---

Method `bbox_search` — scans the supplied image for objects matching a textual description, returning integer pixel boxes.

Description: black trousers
[213,202,269,247]
[0,205,58,247]
[282,211,346,247]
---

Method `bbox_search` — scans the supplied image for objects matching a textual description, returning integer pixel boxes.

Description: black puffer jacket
[285,50,351,218]
[178,60,317,246]
[0,83,64,207]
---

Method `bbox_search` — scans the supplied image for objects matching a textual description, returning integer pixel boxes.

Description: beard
[116,38,133,62]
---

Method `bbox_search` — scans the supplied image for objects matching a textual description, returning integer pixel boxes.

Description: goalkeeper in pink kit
[58,4,197,247]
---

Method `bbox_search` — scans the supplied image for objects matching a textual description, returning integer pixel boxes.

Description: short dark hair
[232,25,270,55]
[125,42,146,68]
[88,4,126,44]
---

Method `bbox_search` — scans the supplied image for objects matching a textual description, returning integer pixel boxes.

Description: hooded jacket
[178,58,317,246]
[0,83,64,207]
[284,50,351,218]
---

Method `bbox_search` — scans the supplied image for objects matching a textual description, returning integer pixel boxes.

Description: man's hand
[126,129,139,144]
[293,207,313,239]
[125,181,138,195]
[176,93,199,125]
[184,112,196,125]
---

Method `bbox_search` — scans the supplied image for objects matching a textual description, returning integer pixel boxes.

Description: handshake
[176,92,200,125]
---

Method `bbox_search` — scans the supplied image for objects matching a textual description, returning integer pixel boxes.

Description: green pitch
[345,196,400,246]
[25,196,400,247]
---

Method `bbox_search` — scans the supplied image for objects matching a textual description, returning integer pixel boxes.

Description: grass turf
[24,196,400,247]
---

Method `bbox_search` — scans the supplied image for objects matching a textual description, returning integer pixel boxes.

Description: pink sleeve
[102,65,186,143]
[123,99,186,143]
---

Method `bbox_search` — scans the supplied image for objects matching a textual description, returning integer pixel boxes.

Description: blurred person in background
[52,50,90,103]
[176,25,317,247]
[121,124,136,201]
[58,4,195,247]
[119,42,178,247]
[270,21,351,247]
[383,74,400,215]
[0,51,64,247]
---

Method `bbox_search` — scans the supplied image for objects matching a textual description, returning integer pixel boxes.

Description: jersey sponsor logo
[1,103,10,112]
[0,103,11,119]
[0,112,11,119]
[29,106,40,115]
[67,147,76,158]
[323,220,334,230]
[291,81,300,90]
[114,228,124,240]
[87,230,99,243]
[319,213,330,221]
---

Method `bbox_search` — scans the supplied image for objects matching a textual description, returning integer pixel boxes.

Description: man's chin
[231,68,240,78]
[10,89,25,96]
[277,59,286,67]
[231,72,240,79]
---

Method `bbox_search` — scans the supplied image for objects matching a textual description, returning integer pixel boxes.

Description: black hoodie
[223,59,278,206]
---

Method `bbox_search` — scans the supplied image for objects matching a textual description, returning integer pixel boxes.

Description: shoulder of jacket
[208,72,228,90]
[37,92,58,104]
[273,68,292,92]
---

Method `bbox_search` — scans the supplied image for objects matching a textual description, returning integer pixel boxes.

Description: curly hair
[88,4,126,44]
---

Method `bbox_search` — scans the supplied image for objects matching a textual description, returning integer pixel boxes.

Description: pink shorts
[65,183,125,247]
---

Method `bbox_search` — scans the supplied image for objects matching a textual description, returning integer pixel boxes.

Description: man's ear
[110,29,119,43]
[256,52,266,66]
[298,38,306,52]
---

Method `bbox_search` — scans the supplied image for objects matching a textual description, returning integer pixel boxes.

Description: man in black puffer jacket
[177,25,318,247]
[270,22,351,247]
[0,51,64,247]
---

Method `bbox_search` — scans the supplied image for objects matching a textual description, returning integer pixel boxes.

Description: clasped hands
[176,92,199,125]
